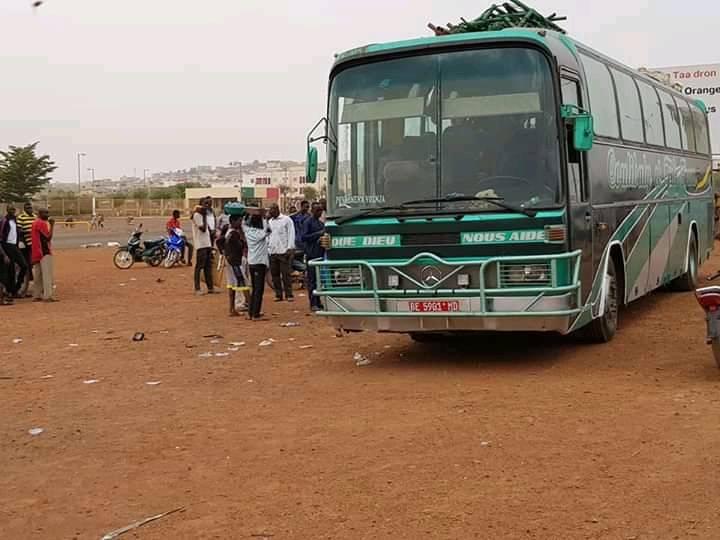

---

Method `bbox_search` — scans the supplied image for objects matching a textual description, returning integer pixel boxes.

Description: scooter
[695,269,720,369]
[163,229,186,268]
[112,224,166,269]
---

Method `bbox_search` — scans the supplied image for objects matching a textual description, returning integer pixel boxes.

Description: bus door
[561,75,594,300]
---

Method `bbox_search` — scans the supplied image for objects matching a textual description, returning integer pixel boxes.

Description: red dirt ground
[2,248,720,539]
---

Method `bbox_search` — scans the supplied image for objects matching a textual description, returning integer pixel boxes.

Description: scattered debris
[354,352,372,367]
[100,507,185,540]
[132,332,145,342]
[68,343,79,347]
[288,338,296,342]
[81,242,103,248]
[384,345,391,349]
[299,345,313,350]
[129,277,137,281]
[107,241,120,248]
[210,339,220,344]
[40,375,54,379]
[160,330,169,334]
[119,283,126,287]
[227,347,240,352]
[145,381,162,386]
[480,441,490,447]
[203,334,223,339]
[91,330,99,334]
[83,379,100,385]
[198,352,213,358]
[215,352,230,357]
[12,338,22,344]
[229,342,245,347]
[247,379,255,383]
[156,278,165,284]
[259,340,274,347]
[280,322,300,328]
[28,428,44,436]
[103,336,120,341]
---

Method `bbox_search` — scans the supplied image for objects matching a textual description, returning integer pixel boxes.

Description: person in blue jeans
[301,202,326,312]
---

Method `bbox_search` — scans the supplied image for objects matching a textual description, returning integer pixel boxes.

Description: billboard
[650,64,720,167]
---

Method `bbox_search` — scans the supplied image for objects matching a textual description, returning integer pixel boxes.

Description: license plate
[407,300,463,313]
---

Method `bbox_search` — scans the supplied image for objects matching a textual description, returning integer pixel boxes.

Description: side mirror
[561,105,594,152]
[306,117,329,184]
[306,145,318,184]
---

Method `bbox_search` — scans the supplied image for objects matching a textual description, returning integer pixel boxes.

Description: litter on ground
[83,379,100,385]
[28,428,44,436]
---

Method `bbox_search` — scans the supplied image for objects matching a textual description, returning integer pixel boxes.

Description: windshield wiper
[333,203,438,225]
[401,195,538,218]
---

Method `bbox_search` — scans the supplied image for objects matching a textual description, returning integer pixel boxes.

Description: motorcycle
[695,269,720,369]
[112,224,166,269]
[163,229,186,268]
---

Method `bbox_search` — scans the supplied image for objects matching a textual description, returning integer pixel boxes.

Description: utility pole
[88,168,96,215]
[77,152,86,193]
[143,168,151,198]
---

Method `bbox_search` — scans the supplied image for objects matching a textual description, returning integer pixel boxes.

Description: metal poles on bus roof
[428,1,567,36]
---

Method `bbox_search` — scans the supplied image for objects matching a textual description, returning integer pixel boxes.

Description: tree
[0,143,57,202]
[302,186,318,202]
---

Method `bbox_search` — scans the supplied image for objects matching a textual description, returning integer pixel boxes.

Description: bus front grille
[401,233,460,246]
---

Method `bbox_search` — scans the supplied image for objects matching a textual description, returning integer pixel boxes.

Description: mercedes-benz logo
[420,265,443,287]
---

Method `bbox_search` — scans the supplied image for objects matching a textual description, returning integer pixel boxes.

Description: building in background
[649,64,720,169]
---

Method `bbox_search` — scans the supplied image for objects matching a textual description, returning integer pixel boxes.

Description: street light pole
[77,152,86,193]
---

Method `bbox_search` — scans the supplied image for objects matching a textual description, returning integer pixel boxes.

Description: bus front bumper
[309,251,583,334]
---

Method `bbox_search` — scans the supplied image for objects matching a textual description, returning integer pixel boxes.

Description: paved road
[51,218,169,249]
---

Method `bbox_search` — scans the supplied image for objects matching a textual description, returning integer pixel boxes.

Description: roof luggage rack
[429,0,567,36]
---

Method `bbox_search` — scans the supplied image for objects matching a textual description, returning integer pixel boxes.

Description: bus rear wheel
[670,235,698,292]
[584,257,620,343]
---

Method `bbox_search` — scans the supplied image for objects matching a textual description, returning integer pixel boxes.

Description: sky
[0,0,717,183]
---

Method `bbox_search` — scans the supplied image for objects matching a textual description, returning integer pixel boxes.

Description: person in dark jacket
[301,202,326,311]
[0,205,29,297]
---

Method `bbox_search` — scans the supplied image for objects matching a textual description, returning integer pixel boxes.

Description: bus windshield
[328,47,561,214]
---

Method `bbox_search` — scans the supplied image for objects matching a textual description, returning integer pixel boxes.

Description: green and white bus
[305,22,713,342]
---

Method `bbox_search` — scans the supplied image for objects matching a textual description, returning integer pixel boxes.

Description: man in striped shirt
[16,202,36,292]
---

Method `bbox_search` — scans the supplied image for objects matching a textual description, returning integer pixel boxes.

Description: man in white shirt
[191,198,219,296]
[267,203,296,302]
[0,205,29,297]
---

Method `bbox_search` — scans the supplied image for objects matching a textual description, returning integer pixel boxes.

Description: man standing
[191,201,219,296]
[0,205,29,298]
[291,200,310,254]
[302,202,326,312]
[17,202,35,264]
[31,209,56,302]
[267,203,295,302]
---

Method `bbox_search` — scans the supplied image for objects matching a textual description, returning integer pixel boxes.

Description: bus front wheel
[584,257,620,343]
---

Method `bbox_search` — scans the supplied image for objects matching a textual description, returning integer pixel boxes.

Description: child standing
[224,215,251,316]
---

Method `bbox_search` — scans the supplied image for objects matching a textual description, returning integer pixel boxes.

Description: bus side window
[561,77,586,202]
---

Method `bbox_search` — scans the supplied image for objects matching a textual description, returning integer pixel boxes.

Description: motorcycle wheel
[163,250,180,269]
[712,339,720,370]
[147,251,164,267]
[113,249,135,270]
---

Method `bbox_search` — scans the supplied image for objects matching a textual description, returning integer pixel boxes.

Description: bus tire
[670,234,698,292]
[584,257,620,343]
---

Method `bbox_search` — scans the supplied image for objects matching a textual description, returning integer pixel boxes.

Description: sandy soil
[1,248,720,540]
